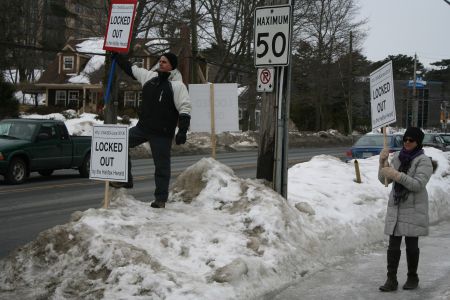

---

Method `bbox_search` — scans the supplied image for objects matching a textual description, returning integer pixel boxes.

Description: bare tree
[296,0,366,130]
[197,0,263,82]
[0,0,42,84]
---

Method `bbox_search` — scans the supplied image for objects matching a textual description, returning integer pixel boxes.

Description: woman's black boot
[379,249,401,292]
[403,248,420,290]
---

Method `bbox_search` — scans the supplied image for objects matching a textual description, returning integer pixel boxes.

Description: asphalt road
[0,147,348,258]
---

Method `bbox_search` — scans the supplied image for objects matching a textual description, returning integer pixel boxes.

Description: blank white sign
[189,83,239,133]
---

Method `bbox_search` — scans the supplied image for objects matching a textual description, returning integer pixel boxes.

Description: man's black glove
[175,114,190,145]
[111,52,136,80]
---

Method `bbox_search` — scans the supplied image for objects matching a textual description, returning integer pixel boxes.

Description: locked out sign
[103,0,137,53]
[90,124,129,182]
[370,60,396,130]
[254,5,291,66]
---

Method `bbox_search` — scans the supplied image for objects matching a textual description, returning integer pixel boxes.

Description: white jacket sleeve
[173,82,191,115]
[131,65,157,86]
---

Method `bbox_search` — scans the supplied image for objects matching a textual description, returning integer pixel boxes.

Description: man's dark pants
[128,126,172,202]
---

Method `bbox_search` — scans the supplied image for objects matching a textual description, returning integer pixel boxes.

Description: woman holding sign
[378,127,435,292]
[110,52,191,209]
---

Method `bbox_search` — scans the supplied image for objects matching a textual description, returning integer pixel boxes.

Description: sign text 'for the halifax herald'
[90,124,129,182]
[370,60,396,130]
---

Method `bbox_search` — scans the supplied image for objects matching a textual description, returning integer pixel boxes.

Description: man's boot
[150,200,166,208]
[379,249,401,292]
[403,248,420,290]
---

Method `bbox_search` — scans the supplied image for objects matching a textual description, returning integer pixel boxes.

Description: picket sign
[90,124,129,209]
[370,61,396,187]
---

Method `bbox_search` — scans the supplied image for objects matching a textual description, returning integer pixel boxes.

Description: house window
[68,90,79,107]
[137,91,142,107]
[63,56,74,70]
[131,58,144,68]
[239,108,243,120]
[55,90,66,106]
[124,91,136,107]
[90,91,98,103]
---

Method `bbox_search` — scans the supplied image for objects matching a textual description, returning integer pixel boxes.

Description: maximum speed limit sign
[254,5,291,67]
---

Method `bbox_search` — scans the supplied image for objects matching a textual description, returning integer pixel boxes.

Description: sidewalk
[264,221,450,300]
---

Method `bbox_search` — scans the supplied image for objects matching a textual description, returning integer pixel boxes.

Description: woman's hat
[403,127,424,145]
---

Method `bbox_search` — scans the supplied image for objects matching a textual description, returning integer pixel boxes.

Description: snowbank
[1,148,449,299]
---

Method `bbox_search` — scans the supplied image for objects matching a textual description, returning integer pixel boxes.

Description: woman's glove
[379,148,390,165]
[175,114,190,145]
[381,167,402,182]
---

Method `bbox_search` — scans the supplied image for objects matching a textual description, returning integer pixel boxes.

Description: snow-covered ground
[0,141,449,299]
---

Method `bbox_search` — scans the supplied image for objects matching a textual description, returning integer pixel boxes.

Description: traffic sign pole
[274,66,283,193]
[254,3,293,198]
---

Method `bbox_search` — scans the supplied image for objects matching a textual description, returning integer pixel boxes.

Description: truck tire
[79,153,90,178]
[38,170,54,177]
[6,157,28,184]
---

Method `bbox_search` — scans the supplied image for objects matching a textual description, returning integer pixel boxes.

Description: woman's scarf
[393,147,424,204]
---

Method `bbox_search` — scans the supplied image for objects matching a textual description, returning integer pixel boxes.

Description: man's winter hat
[161,52,178,70]
[403,127,424,145]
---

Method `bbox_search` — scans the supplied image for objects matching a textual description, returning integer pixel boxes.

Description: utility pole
[190,0,198,84]
[104,53,118,125]
[412,53,418,127]
[347,31,353,135]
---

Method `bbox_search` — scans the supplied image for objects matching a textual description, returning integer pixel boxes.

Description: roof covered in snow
[37,38,157,86]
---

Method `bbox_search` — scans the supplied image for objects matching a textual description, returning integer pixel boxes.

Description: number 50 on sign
[254,5,291,66]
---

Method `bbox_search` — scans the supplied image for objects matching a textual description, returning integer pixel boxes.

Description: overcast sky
[358,0,450,68]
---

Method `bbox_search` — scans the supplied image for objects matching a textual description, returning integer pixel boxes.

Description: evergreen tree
[0,74,19,120]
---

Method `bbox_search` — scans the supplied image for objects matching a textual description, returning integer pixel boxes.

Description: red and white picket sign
[103,0,138,53]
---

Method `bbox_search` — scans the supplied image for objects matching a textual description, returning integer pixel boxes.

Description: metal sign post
[254,4,292,198]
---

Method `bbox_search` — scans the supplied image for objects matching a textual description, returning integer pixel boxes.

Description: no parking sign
[257,68,274,92]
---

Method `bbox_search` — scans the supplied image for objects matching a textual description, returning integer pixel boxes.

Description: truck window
[39,124,57,139]
[57,124,70,140]
[4,122,36,141]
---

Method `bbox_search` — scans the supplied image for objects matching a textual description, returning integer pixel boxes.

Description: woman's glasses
[403,138,416,143]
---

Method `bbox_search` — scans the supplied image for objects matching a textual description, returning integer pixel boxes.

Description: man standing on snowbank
[110,52,191,209]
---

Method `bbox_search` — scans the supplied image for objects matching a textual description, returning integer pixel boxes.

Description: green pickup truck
[0,119,91,184]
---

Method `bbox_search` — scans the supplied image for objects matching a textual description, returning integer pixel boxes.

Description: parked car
[346,133,403,161]
[423,133,450,152]
[438,133,450,146]
[0,119,91,184]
